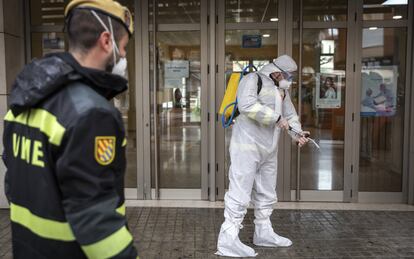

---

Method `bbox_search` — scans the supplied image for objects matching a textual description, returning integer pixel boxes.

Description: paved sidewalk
[1,208,414,258]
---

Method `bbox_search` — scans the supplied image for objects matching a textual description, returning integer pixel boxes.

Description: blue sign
[242,35,262,48]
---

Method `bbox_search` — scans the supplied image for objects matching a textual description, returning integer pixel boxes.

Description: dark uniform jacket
[2,52,138,258]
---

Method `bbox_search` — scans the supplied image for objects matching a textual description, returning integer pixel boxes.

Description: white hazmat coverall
[216,55,302,257]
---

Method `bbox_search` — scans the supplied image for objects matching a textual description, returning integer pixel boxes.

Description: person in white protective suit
[216,55,309,257]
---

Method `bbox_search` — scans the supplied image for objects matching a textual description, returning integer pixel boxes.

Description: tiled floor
[1,207,414,258]
[124,200,414,211]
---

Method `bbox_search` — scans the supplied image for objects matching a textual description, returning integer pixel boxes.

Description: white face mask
[91,10,128,77]
[278,79,292,90]
[112,57,127,77]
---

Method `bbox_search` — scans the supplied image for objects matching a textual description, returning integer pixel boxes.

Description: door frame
[351,0,413,203]
[286,0,414,203]
[214,0,355,202]
[138,0,209,200]
[215,0,293,201]
[290,0,355,202]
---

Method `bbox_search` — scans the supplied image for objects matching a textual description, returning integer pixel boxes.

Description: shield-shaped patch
[95,136,116,165]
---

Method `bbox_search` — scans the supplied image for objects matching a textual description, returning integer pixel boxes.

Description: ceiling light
[262,34,270,37]
[392,15,403,19]
[270,17,279,22]
[369,27,378,30]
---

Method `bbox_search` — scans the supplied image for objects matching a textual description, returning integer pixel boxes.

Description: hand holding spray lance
[288,126,320,149]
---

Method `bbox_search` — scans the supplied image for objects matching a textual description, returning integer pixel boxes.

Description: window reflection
[363,0,408,20]
[359,27,406,192]
[149,0,201,24]
[291,28,347,191]
[151,31,202,189]
[30,0,68,26]
[301,0,348,22]
[225,0,278,23]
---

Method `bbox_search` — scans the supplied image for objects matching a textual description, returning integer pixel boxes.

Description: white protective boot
[253,219,292,247]
[216,220,257,257]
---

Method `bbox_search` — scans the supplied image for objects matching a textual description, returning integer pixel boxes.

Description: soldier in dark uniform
[2,0,138,258]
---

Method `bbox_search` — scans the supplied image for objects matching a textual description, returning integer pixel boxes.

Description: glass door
[148,0,208,199]
[356,0,410,203]
[291,0,349,201]
[215,0,282,200]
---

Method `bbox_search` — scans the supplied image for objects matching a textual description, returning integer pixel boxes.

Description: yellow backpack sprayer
[219,65,263,128]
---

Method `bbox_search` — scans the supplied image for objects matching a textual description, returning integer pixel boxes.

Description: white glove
[296,131,310,147]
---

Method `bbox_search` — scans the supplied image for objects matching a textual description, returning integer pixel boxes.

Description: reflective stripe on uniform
[122,138,127,147]
[81,226,133,259]
[261,108,277,125]
[116,203,126,216]
[4,109,66,146]
[245,103,262,120]
[10,203,75,241]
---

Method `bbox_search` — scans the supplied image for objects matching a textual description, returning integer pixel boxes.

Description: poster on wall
[164,60,189,88]
[242,35,262,48]
[315,73,342,109]
[360,66,398,117]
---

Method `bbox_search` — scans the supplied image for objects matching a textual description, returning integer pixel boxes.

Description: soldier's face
[105,33,129,72]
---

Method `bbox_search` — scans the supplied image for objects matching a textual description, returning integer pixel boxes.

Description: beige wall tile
[0,94,8,208]
[0,94,7,155]
[0,33,6,95]
[0,157,8,208]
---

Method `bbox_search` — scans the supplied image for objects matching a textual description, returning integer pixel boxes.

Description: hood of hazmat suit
[232,54,301,153]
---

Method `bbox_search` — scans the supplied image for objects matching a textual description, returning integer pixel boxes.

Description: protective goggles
[272,62,293,82]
